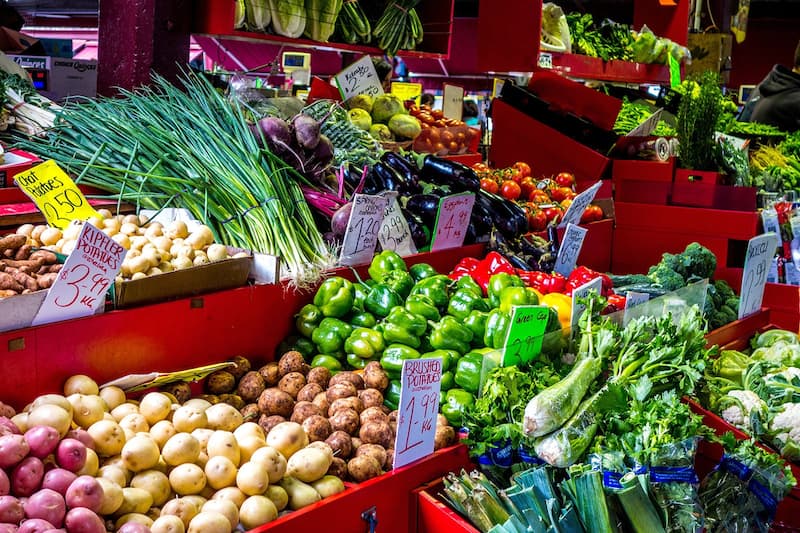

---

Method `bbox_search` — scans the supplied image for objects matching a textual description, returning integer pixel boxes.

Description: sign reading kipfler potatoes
[15,160,100,229]
[393,357,442,469]
[32,222,125,326]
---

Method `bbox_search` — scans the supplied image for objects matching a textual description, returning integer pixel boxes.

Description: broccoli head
[708,305,737,329]
[714,279,736,301]
[682,242,717,280]
[655,252,688,280]
[647,263,686,291]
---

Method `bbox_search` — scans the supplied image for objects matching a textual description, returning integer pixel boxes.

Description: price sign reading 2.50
[393,358,442,469]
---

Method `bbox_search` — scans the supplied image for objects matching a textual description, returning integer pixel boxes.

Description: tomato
[513,161,532,178]
[472,162,490,172]
[432,109,444,120]
[500,180,522,200]
[560,198,573,210]
[526,208,547,232]
[480,178,499,194]
[519,177,537,200]
[529,189,551,204]
[549,186,574,203]
[580,204,604,224]
[542,205,562,224]
[555,172,575,187]
[508,168,523,184]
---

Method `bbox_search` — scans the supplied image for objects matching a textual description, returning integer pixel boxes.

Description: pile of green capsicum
[280,250,564,426]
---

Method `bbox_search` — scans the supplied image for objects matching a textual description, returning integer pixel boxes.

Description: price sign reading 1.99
[431,192,475,252]
[339,194,389,266]
[393,358,442,469]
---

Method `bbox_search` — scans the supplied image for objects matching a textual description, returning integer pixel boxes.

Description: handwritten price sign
[739,232,779,319]
[378,193,417,257]
[442,83,464,121]
[339,194,389,266]
[394,358,442,469]
[502,305,550,366]
[431,192,475,251]
[15,160,100,229]
[623,291,650,326]
[32,222,125,326]
[559,181,602,228]
[555,223,587,277]
[334,55,385,100]
[760,209,782,246]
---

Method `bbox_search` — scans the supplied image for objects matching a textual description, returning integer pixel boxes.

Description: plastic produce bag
[649,438,704,533]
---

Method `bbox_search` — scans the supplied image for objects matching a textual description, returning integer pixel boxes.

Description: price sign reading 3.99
[394,358,442,469]
[502,305,551,366]
[431,192,475,251]
[32,222,126,326]
[339,194,389,266]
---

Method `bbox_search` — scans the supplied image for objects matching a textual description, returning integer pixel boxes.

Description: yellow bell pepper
[541,292,572,331]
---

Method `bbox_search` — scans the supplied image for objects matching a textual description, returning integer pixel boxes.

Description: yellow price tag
[14,160,100,229]
[391,82,422,105]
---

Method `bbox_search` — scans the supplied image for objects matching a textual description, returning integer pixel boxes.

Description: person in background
[371,56,393,93]
[420,93,435,107]
[463,99,480,127]
[740,40,800,132]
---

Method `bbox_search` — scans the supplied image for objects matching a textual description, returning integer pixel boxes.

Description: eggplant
[405,194,441,228]
[476,189,528,238]
[372,161,415,194]
[419,155,481,193]
[470,199,494,236]
[382,152,421,193]
[401,208,430,249]
[464,221,478,245]
[361,167,384,195]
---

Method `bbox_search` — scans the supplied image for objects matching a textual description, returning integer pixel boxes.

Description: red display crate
[704,308,773,349]
[415,477,479,533]
[763,283,800,333]
[612,158,675,205]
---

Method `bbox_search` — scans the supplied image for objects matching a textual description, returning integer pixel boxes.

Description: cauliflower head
[720,390,767,430]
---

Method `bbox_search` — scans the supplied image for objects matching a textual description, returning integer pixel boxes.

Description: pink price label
[431,193,475,252]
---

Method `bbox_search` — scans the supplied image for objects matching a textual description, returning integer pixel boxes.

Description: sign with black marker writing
[378,192,416,256]
[739,232,779,319]
[334,55,384,100]
[502,305,550,366]
[394,358,442,468]
[555,223,587,277]
[559,181,602,228]
[15,160,100,229]
[339,194,389,266]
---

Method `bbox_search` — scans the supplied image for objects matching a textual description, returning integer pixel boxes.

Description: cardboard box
[47,58,97,101]
[0,149,41,188]
[0,291,48,333]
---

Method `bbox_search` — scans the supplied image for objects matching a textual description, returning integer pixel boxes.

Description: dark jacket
[741,65,800,132]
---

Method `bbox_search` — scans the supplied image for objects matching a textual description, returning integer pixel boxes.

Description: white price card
[378,192,417,257]
[334,55,385,101]
[623,291,650,326]
[538,52,553,69]
[32,222,125,326]
[393,358,442,469]
[768,257,779,284]
[558,181,602,228]
[442,83,464,121]
[339,194,389,267]
[570,277,603,331]
[431,192,475,252]
[739,232,779,319]
[761,209,782,245]
[554,223,587,277]
[787,262,800,286]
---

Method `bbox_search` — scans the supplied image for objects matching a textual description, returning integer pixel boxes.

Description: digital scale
[281,51,311,94]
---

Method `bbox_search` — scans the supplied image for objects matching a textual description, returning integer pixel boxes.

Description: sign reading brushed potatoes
[339,194,389,266]
[15,159,100,229]
[394,358,442,468]
[739,232,779,319]
[32,222,125,326]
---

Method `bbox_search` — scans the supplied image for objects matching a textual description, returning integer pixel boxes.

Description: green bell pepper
[429,315,473,354]
[410,275,451,310]
[454,350,486,393]
[364,284,403,318]
[441,370,455,391]
[463,310,489,347]
[313,277,354,318]
[541,308,567,357]
[447,287,489,322]
[377,269,414,299]
[352,282,371,312]
[368,250,407,281]
[381,306,427,348]
[311,354,343,372]
[484,309,511,349]
[346,352,376,370]
[487,272,524,308]
[344,327,385,359]
[442,388,475,426]
[311,317,353,354]
[295,303,323,338]
[455,275,483,298]
[277,335,315,360]
[421,349,458,371]
[405,294,441,322]
[499,286,533,314]
[409,262,438,282]
[385,380,402,410]
[380,344,421,378]
[349,311,377,328]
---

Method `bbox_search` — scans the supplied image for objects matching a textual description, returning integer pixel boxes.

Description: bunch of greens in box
[676,72,724,171]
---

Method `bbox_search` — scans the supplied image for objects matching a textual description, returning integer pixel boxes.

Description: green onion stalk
[14,71,333,286]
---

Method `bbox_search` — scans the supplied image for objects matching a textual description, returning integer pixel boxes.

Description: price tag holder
[32,222,126,326]
[334,55,385,100]
[554,223,587,277]
[378,192,417,257]
[15,160,101,229]
[431,192,475,251]
[739,232,779,319]
[558,181,602,228]
[393,358,442,469]
[623,291,650,325]
[538,52,553,69]
[502,305,551,367]
[442,83,464,121]
[761,209,782,246]
[570,277,603,331]
[391,82,422,105]
[339,194,389,266]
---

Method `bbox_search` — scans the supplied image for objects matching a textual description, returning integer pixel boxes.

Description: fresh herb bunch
[676,72,724,171]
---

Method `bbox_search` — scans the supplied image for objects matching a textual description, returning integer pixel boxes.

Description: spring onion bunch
[16,72,333,284]
[0,69,60,136]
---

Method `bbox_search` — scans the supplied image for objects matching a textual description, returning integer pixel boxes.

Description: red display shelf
[763,283,800,333]
[193,0,453,59]
[538,52,676,85]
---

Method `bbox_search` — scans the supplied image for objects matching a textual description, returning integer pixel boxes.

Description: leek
[562,465,617,533]
[616,472,666,533]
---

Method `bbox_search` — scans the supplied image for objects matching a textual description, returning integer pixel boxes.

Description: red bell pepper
[516,269,566,294]
[449,252,516,295]
[565,266,613,296]
[604,293,627,314]
[449,257,481,281]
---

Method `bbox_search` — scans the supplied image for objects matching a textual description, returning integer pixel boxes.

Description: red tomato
[500,180,522,200]
[542,205,563,223]
[555,172,576,187]
[508,168,523,184]
[519,177,537,200]
[580,204,604,224]
[550,186,574,203]
[513,161,532,178]
[526,208,547,232]
[480,178,499,194]
[528,189,551,204]
[472,162,490,172]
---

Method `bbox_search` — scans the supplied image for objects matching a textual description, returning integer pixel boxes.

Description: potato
[434,425,456,450]
[329,408,360,436]
[286,446,333,483]
[277,351,306,377]
[347,455,382,482]
[191,428,214,452]
[355,444,387,468]
[351,437,362,450]
[173,405,208,433]
[236,371,265,403]
[327,457,347,479]
[204,455,238,490]
[384,450,394,470]
[161,497,200,529]
[110,402,138,423]
[150,420,177,448]
[211,487,246,509]
[217,394,245,411]
[162,433,201,466]
[279,476,320,510]
[233,421,265,442]
[296,383,323,403]
[206,431,240,465]
[306,440,334,460]
[205,371,236,395]
[328,396,364,416]
[78,447,100,476]
[151,515,186,533]
[240,403,260,422]
[161,382,192,404]
[359,421,394,449]
[119,413,150,438]
[278,372,306,399]
[311,392,330,414]
[98,464,129,487]
[362,361,389,392]
[289,401,322,424]
[202,499,238,531]
[169,463,207,495]
[326,383,357,403]
[265,421,308,459]
[116,512,155,529]
[311,475,346,498]
[227,356,251,381]
[64,374,100,396]
[117,487,154,516]
[264,485,288,511]
[257,414,286,435]
[238,495,277,529]
[122,434,161,472]
[67,394,106,428]
[187,510,231,533]
[360,406,389,426]
[96,476,124,515]
[329,372,364,391]
[324,431,353,459]
[205,403,243,432]
[131,469,172,506]
[249,446,286,484]
[235,461,269,496]
[99,386,127,411]
[27,404,71,438]
[257,388,294,418]
[306,367,331,389]
[183,398,212,411]
[358,388,385,409]
[139,392,172,425]
[237,435,265,463]
[257,363,280,387]
[302,415,332,442]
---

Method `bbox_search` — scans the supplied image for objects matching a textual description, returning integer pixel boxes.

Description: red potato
[55,440,86,473]
[0,496,23,523]
[12,457,44,496]
[24,427,60,459]
[17,519,56,533]
[41,470,76,496]
[117,524,151,533]
[0,418,20,436]
[64,476,103,513]
[63,507,105,533]
[23,489,65,527]
[0,471,8,497]
[0,435,30,469]
[0,525,18,533]
[63,430,94,452]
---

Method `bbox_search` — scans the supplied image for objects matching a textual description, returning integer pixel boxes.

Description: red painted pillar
[97,0,191,95]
